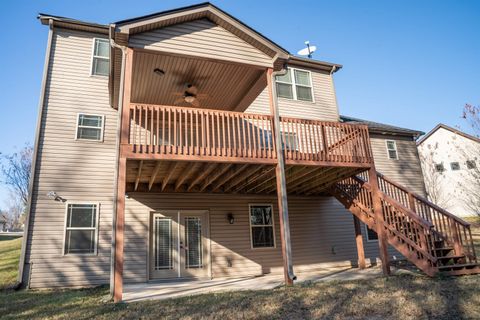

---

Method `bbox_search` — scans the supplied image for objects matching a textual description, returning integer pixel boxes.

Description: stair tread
[438,263,480,269]
[437,255,465,259]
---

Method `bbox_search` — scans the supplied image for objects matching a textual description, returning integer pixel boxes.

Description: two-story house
[417,124,480,217]
[19,3,479,302]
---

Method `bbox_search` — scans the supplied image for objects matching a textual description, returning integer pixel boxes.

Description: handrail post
[450,218,464,256]
[408,192,416,213]
[368,167,391,276]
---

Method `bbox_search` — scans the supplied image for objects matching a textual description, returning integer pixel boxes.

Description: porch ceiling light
[153,68,165,76]
[184,95,196,104]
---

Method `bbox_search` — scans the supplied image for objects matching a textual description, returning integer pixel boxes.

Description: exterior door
[150,210,210,280]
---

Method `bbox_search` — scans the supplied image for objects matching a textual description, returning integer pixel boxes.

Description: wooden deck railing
[376,173,477,263]
[124,104,374,166]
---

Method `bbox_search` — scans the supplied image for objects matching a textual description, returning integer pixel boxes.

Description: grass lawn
[0,235,22,290]
[0,219,479,320]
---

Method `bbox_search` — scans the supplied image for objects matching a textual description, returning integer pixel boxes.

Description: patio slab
[123,266,406,302]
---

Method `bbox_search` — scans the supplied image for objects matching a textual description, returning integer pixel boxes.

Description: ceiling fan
[173,83,208,107]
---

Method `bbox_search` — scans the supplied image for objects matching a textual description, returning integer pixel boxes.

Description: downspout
[17,19,54,287]
[270,65,296,282]
[109,24,127,297]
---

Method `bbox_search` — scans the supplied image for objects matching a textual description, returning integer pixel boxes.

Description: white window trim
[385,140,398,160]
[90,38,109,77]
[75,113,105,142]
[62,202,100,256]
[276,67,315,103]
[248,204,276,250]
[365,224,378,242]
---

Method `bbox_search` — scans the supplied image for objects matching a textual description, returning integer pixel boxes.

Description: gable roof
[340,115,424,137]
[417,123,480,145]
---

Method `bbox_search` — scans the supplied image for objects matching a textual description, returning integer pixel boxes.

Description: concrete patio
[123,265,405,302]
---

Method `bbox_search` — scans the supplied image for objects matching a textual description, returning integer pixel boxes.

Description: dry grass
[1,274,479,320]
[0,235,22,290]
[0,222,479,319]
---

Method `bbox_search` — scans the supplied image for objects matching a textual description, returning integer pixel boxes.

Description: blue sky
[0,0,479,209]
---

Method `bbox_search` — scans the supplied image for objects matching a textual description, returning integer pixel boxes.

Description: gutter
[109,25,127,297]
[17,19,55,287]
[270,65,297,283]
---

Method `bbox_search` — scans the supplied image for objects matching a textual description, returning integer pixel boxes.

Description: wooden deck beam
[175,162,201,191]
[187,163,217,191]
[199,163,233,192]
[148,161,162,191]
[161,162,179,191]
[134,160,143,191]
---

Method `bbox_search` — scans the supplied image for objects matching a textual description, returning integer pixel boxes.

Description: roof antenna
[297,41,316,59]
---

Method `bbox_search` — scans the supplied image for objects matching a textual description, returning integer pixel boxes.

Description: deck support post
[353,215,366,269]
[113,47,134,302]
[368,167,391,276]
[267,67,295,285]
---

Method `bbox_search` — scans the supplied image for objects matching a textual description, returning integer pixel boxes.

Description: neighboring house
[19,3,478,302]
[417,124,480,217]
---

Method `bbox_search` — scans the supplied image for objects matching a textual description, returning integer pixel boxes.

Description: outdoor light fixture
[153,68,165,76]
[227,213,234,224]
[184,95,196,104]
[46,191,66,202]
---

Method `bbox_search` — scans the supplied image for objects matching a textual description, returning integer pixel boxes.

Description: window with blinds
[154,217,173,270]
[250,205,275,248]
[64,203,98,255]
[185,217,203,268]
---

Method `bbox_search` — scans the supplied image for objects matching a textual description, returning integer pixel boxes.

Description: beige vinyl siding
[246,68,339,122]
[123,193,397,283]
[25,28,117,288]
[370,134,427,196]
[129,19,273,67]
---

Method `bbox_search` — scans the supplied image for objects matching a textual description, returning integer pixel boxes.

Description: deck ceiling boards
[126,160,365,196]
[130,51,266,110]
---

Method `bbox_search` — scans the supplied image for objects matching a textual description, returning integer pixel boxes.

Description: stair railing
[376,172,477,263]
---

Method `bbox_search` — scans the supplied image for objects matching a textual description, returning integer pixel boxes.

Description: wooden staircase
[330,171,479,276]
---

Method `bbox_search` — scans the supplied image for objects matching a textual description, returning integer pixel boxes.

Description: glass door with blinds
[150,211,210,280]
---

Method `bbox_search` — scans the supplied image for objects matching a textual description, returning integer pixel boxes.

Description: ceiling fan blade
[191,98,200,107]
[173,98,185,105]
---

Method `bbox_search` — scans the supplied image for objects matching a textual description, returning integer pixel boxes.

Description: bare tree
[419,143,451,209]
[460,104,480,217]
[3,191,25,230]
[0,144,32,206]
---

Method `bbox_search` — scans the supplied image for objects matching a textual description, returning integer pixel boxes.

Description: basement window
[64,203,99,255]
[91,38,109,76]
[385,140,398,160]
[250,205,275,248]
[275,68,314,102]
[365,225,378,241]
[76,114,104,141]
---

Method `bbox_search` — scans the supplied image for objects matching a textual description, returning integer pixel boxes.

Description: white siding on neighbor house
[418,127,480,217]
[246,68,339,122]
[371,134,427,196]
[123,193,398,283]
[129,19,273,67]
[25,28,117,288]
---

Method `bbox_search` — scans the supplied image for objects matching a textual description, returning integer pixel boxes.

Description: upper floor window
[450,162,460,171]
[64,203,99,255]
[76,114,104,141]
[275,68,314,102]
[250,205,275,248]
[466,160,477,169]
[385,140,398,160]
[91,38,109,76]
[435,163,445,173]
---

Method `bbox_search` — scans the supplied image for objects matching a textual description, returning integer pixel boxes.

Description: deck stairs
[330,171,479,276]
